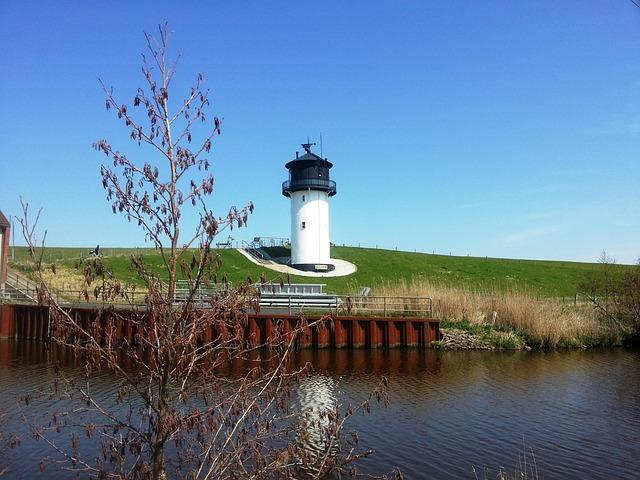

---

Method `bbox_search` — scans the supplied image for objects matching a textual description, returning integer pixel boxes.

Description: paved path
[236,249,357,278]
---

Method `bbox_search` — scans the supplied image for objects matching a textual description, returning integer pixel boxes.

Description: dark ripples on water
[0,341,639,479]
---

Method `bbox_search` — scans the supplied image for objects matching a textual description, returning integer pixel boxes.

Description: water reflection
[296,374,338,459]
[0,341,639,479]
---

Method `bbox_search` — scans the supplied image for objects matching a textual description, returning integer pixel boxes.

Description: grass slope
[10,246,605,297]
[330,247,602,297]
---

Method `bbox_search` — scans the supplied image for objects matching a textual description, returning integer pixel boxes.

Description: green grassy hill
[331,247,610,296]
[9,245,607,297]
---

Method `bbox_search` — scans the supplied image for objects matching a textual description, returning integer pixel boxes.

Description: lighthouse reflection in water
[295,373,340,464]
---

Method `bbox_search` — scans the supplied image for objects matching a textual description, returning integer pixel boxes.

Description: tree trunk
[152,442,165,480]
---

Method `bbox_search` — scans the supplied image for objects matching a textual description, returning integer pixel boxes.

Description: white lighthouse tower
[282,142,336,272]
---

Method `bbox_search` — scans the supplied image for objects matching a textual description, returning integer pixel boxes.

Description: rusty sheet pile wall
[0,304,440,349]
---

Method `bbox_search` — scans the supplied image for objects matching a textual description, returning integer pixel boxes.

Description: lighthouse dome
[282,151,336,197]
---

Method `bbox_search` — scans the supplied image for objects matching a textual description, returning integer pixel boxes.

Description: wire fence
[1,284,434,318]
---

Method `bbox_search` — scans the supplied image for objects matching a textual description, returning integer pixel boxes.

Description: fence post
[383,297,387,317]
[288,295,292,316]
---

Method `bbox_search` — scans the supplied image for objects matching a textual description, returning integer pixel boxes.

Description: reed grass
[10,263,142,304]
[375,277,617,348]
[473,442,539,480]
[38,266,86,292]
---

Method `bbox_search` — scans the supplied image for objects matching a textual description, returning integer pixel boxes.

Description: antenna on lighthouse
[301,139,315,154]
[320,132,323,158]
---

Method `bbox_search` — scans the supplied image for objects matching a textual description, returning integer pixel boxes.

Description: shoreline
[433,327,531,351]
[432,324,626,351]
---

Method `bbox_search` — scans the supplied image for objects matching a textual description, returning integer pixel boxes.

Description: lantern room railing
[282,179,336,197]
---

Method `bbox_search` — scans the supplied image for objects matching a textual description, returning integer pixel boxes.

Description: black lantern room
[282,143,336,197]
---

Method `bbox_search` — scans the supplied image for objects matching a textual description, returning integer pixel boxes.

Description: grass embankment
[10,246,605,297]
[9,246,621,349]
[10,247,268,292]
[295,246,602,297]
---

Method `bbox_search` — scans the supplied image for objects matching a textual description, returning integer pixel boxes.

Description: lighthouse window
[301,221,306,230]
[302,195,305,201]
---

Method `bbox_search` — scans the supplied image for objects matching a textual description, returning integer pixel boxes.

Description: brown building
[0,211,10,290]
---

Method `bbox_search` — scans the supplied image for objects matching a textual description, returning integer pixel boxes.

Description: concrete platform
[237,249,357,277]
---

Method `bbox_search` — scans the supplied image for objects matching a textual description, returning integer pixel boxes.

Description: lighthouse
[282,142,336,272]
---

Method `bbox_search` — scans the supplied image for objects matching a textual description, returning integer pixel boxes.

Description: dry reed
[33,265,139,304]
[375,277,616,348]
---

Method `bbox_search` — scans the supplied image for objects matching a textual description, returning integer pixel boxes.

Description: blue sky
[0,1,638,263]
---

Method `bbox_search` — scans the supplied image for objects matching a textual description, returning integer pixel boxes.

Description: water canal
[0,341,638,479]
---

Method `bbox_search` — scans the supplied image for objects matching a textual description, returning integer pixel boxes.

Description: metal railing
[0,286,152,306]
[256,283,326,295]
[4,271,38,302]
[240,241,270,262]
[282,179,336,196]
[259,295,433,318]
[169,281,233,304]
[0,284,433,318]
[245,237,289,249]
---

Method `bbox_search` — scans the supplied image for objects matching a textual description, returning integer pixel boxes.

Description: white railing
[259,295,433,317]
[4,271,38,302]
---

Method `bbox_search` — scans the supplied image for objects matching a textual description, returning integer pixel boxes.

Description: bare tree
[580,251,640,341]
[17,23,388,479]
